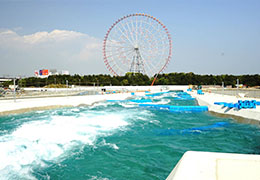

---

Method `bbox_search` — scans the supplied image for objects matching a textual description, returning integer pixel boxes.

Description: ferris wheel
[103,13,172,77]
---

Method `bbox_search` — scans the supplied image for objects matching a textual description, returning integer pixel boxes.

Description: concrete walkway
[0,93,133,115]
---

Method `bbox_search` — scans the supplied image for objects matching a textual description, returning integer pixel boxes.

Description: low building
[34,69,70,77]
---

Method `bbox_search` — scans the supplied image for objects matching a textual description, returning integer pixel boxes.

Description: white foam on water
[90,176,110,180]
[71,108,80,112]
[149,120,160,125]
[153,99,170,105]
[119,102,137,108]
[170,93,178,97]
[0,110,129,179]
[89,102,111,109]
[36,110,45,114]
[99,139,119,150]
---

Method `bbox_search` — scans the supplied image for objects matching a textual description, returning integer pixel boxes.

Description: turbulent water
[0,92,260,180]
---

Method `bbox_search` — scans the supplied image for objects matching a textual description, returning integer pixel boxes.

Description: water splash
[0,109,129,179]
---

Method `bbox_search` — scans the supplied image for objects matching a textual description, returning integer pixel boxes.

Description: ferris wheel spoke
[108,53,134,65]
[106,49,134,59]
[111,28,133,48]
[108,33,131,46]
[129,17,136,46]
[144,56,158,74]
[120,21,134,44]
[106,38,128,44]
[123,21,136,46]
[134,16,138,45]
[117,23,135,47]
[142,57,155,76]
[106,45,133,51]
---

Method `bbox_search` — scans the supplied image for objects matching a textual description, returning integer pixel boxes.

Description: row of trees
[2,72,260,87]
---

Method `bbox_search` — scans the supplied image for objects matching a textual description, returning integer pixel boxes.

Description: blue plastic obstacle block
[256,102,260,105]
[214,102,226,105]
[131,92,135,95]
[145,91,171,97]
[197,89,204,95]
[238,100,256,109]
[138,104,208,112]
[214,100,258,109]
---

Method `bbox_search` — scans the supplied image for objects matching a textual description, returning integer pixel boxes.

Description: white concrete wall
[103,85,188,92]
[167,151,260,180]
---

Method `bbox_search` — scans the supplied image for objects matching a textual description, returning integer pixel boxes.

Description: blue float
[139,104,208,112]
[145,91,171,97]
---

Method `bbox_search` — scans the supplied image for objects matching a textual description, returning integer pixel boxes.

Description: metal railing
[207,89,260,98]
[0,87,100,100]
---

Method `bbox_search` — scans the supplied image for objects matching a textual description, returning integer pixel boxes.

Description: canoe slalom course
[1,89,260,180]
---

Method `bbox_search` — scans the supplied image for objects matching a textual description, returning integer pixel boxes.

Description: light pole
[66,80,68,96]
[222,81,224,95]
[13,79,16,102]
[236,78,239,96]
[54,78,56,92]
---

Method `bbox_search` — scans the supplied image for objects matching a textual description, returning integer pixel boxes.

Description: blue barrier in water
[214,100,259,109]
[157,122,229,135]
[214,102,226,105]
[107,99,152,103]
[145,91,171,97]
[139,104,208,112]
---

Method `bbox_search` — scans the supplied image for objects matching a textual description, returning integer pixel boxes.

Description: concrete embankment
[0,85,189,115]
[166,151,260,180]
[190,91,260,124]
[0,93,132,116]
